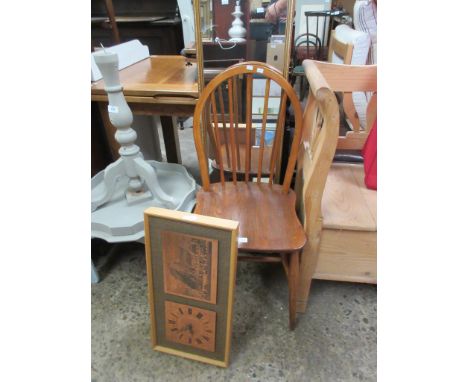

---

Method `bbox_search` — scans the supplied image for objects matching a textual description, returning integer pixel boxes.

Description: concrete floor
[91,123,377,381]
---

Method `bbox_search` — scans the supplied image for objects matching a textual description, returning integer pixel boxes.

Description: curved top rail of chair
[194,61,300,124]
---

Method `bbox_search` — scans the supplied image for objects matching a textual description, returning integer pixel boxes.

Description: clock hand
[179,323,194,334]
[188,323,194,336]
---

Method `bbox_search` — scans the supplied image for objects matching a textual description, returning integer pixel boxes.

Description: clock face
[164,301,216,352]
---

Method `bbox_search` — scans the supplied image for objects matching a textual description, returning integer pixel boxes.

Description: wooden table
[91,55,198,163]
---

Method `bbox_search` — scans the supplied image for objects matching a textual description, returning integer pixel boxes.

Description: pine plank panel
[322,163,376,231]
[349,164,377,224]
[315,229,376,283]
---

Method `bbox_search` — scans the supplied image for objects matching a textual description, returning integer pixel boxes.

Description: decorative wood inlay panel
[162,231,218,304]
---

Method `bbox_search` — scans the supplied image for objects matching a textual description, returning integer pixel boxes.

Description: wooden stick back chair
[193,61,308,329]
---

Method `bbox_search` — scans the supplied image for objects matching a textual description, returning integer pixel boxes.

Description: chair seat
[195,182,306,253]
[322,163,377,231]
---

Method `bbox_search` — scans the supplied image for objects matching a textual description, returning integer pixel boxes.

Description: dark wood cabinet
[91,18,184,55]
[91,0,184,55]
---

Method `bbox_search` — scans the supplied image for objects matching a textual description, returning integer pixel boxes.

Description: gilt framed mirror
[192,1,296,183]
[193,0,296,94]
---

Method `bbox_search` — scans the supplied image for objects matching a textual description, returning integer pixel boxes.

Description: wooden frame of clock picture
[144,207,239,367]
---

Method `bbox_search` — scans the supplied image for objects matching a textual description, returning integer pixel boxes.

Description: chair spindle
[233,76,241,170]
[257,78,271,183]
[210,92,225,184]
[269,91,288,184]
[228,78,238,183]
[217,87,231,168]
[204,104,217,160]
[245,74,253,181]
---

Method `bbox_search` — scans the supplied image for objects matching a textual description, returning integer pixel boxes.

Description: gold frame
[199,0,213,41]
[144,207,239,367]
[193,0,296,94]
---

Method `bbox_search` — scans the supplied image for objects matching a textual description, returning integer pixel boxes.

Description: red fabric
[362,120,377,190]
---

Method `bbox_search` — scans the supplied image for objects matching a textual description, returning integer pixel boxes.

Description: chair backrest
[327,29,362,145]
[328,30,353,64]
[193,61,303,194]
[294,60,340,228]
[310,60,377,150]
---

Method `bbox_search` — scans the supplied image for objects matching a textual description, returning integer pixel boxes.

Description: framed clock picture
[144,207,239,367]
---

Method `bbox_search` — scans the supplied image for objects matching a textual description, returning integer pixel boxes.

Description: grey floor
[91,123,377,382]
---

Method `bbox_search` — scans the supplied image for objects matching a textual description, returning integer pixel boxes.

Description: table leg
[160,116,182,164]
[150,116,163,162]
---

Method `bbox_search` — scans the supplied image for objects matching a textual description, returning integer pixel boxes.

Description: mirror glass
[195,0,293,87]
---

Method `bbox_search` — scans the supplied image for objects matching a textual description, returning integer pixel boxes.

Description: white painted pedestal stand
[91,50,197,282]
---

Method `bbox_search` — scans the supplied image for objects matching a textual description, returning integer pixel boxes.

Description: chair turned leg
[288,251,300,330]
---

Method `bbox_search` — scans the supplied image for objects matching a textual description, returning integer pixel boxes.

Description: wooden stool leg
[288,251,300,330]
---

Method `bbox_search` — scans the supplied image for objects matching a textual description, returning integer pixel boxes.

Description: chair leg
[288,251,300,330]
